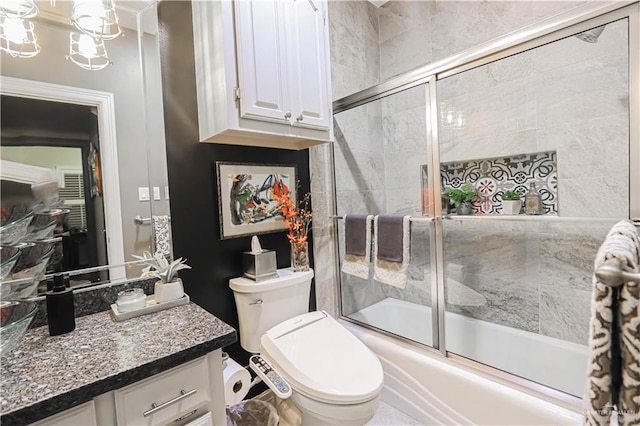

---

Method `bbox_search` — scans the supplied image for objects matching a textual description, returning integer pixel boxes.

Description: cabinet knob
[284,112,292,119]
[296,114,304,122]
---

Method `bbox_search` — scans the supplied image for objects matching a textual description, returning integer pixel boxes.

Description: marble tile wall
[378,1,582,83]
[314,1,630,347]
[311,0,381,317]
[437,19,629,344]
[442,220,612,345]
[438,19,629,220]
[333,82,432,317]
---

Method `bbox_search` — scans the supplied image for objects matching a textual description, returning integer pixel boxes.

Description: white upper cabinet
[235,0,290,124]
[286,0,331,130]
[192,0,332,150]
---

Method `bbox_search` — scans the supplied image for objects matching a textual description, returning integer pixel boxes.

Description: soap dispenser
[46,274,76,336]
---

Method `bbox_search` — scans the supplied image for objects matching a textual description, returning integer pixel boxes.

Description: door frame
[1,76,126,280]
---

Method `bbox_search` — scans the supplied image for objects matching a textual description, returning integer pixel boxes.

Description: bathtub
[345,298,585,425]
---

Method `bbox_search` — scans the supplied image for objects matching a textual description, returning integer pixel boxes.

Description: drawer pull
[143,389,198,417]
[173,409,199,423]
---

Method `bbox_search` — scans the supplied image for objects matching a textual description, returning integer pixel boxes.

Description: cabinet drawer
[31,401,97,426]
[115,357,211,425]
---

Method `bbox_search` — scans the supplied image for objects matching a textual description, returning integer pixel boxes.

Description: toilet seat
[260,311,384,405]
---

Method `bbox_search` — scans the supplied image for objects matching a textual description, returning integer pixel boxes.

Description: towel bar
[330,215,436,223]
[595,258,640,287]
[134,215,171,225]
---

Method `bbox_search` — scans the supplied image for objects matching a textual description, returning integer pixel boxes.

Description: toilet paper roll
[223,357,252,406]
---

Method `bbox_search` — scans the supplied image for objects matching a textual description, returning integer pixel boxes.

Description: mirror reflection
[0,0,169,293]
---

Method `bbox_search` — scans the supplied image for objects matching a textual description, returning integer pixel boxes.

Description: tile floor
[366,401,422,425]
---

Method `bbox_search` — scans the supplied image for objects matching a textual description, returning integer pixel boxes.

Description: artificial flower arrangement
[272,179,312,270]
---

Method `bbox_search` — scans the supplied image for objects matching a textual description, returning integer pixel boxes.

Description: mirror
[0,0,170,291]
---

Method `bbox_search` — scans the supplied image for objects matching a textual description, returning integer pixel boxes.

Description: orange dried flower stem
[274,180,311,245]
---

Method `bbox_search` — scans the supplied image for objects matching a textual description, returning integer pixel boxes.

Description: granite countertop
[0,303,237,425]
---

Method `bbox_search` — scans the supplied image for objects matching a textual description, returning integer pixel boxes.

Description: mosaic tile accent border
[439,151,558,215]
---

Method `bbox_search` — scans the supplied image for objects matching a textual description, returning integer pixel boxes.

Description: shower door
[435,18,631,397]
[334,82,440,349]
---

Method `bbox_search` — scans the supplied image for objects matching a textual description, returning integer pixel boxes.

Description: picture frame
[216,162,297,239]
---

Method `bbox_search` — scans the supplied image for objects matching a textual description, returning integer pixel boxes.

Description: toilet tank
[229,268,314,353]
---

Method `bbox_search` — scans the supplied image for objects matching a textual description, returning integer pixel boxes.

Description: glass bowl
[33,208,70,229]
[0,203,36,227]
[0,274,43,300]
[11,246,54,283]
[0,300,38,356]
[26,219,57,241]
[12,242,53,274]
[0,247,21,280]
[0,212,34,245]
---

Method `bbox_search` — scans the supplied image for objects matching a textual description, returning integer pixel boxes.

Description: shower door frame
[332,0,640,409]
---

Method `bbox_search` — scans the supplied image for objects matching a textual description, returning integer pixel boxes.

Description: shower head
[575,25,606,43]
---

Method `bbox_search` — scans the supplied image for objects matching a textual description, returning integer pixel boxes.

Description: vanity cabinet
[192,0,332,150]
[29,351,224,426]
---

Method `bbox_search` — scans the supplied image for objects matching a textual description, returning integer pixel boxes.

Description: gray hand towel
[342,214,373,280]
[345,214,369,256]
[376,215,405,263]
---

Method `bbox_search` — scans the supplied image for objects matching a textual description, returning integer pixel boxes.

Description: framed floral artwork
[216,162,297,239]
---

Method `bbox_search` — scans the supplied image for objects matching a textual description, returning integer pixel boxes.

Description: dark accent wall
[157,2,315,370]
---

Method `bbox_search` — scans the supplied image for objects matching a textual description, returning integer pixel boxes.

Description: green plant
[443,182,477,207]
[501,189,521,201]
[133,251,191,283]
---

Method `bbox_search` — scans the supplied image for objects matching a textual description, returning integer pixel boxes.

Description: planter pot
[154,278,184,304]
[456,202,473,216]
[502,200,522,215]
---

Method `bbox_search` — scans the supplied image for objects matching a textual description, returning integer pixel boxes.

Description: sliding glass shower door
[333,4,637,399]
[436,18,630,396]
[334,83,439,348]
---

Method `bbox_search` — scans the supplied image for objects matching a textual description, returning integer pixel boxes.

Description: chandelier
[0,0,121,70]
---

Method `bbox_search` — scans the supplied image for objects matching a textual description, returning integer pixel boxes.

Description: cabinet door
[235,0,291,124]
[31,401,97,426]
[286,0,331,130]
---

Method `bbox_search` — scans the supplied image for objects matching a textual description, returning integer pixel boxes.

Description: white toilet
[229,268,384,425]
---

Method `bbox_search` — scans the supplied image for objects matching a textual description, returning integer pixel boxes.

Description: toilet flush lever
[249,299,263,306]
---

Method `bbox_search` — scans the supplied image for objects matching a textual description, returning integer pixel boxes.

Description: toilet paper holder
[222,352,254,406]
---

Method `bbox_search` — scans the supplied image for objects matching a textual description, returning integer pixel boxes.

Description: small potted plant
[133,251,191,303]
[500,189,522,215]
[443,182,477,215]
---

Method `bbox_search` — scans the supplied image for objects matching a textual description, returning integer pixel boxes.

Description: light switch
[153,187,161,201]
[138,187,150,201]
[164,186,170,200]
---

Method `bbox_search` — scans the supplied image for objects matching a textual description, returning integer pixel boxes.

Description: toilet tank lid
[229,268,314,293]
